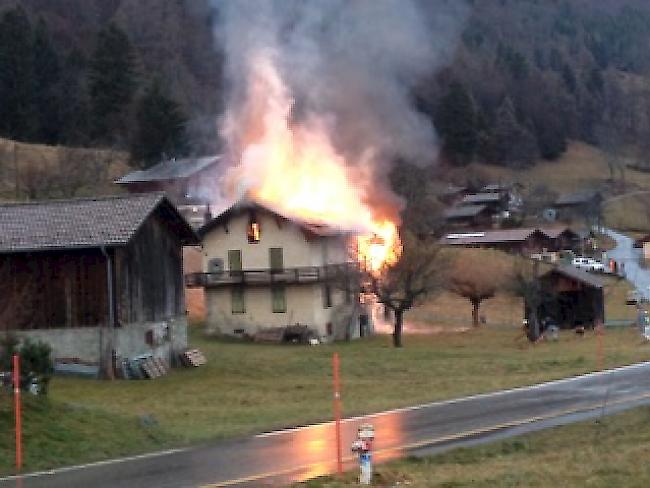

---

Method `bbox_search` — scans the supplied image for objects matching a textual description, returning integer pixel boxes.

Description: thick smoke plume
[208,0,466,222]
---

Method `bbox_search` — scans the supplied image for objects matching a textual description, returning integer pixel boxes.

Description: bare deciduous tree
[508,260,554,342]
[370,232,449,347]
[448,251,511,327]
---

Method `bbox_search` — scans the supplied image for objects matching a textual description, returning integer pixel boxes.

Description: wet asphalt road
[3,362,650,488]
[606,229,650,299]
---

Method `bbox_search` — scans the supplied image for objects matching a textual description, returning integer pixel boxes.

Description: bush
[0,335,53,395]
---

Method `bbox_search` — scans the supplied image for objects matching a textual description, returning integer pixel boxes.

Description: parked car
[627,290,649,305]
[572,256,605,273]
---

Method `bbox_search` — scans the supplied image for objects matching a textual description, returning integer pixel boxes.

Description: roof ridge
[0,192,165,208]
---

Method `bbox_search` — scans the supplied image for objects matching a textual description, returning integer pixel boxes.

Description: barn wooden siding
[0,250,108,330]
[115,210,185,324]
[0,211,186,331]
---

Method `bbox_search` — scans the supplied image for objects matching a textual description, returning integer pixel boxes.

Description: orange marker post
[332,352,342,475]
[13,354,22,472]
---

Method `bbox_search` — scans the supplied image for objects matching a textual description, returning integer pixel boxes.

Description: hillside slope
[0,138,128,201]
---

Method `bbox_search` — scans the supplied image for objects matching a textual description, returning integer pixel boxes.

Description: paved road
[606,229,650,299]
[3,363,650,488]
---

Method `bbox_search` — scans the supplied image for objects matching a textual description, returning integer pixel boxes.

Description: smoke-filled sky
[212,0,467,168]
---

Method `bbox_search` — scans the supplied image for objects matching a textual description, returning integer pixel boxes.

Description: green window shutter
[269,247,283,272]
[228,250,242,271]
[231,287,245,314]
[271,285,286,313]
[322,284,332,308]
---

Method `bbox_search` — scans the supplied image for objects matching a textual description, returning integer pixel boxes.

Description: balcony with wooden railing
[185,263,357,288]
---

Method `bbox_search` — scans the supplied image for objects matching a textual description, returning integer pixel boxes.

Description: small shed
[526,266,605,330]
[554,190,602,224]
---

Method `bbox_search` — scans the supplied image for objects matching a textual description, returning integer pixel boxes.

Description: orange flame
[223,53,401,271]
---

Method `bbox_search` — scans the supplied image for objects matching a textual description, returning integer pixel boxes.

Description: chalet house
[460,192,509,213]
[526,266,604,330]
[115,155,221,228]
[554,190,602,224]
[443,204,492,228]
[186,200,371,341]
[439,227,580,255]
[439,185,470,205]
[0,193,198,374]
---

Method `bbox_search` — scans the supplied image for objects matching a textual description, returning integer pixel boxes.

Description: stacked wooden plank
[180,349,206,367]
[120,355,169,379]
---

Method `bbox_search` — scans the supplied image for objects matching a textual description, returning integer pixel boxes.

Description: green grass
[0,395,175,475]
[298,405,650,487]
[2,324,650,476]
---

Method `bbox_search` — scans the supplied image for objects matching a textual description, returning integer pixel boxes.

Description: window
[271,285,286,313]
[228,250,242,275]
[322,284,332,309]
[247,214,261,243]
[231,287,245,314]
[269,247,283,272]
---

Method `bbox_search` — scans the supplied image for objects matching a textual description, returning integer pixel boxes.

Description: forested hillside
[2,0,650,170]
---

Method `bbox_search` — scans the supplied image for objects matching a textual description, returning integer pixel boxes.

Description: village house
[439,227,581,255]
[554,190,602,225]
[186,200,371,341]
[443,204,492,228]
[459,192,509,213]
[115,155,221,228]
[0,193,198,376]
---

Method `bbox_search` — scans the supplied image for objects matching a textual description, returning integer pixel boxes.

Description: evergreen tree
[88,23,137,143]
[0,7,36,141]
[32,18,61,144]
[131,79,188,168]
[435,82,478,166]
[59,49,91,145]
[493,97,538,168]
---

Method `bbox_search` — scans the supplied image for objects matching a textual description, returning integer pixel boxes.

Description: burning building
[187,199,373,341]
[182,0,466,338]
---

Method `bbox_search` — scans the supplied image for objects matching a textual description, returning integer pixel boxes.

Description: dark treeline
[0,5,195,168]
[424,0,650,168]
[3,0,650,169]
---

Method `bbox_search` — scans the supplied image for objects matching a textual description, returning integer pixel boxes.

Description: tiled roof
[115,155,221,184]
[0,193,198,253]
[440,228,539,245]
[440,227,576,246]
[444,204,488,219]
[198,198,351,239]
[544,265,604,289]
[555,190,600,206]
[461,193,503,204]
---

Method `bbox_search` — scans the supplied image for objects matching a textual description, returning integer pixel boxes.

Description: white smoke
[212,0,466,165]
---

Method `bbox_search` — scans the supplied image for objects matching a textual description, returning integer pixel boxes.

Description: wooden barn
[526,266,605,330]
[0,193,198,377]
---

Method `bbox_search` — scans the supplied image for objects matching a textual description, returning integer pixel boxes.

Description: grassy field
[0,137,128,201]
[2,321,650,476]
[442,141,650,231]
[299,405,650,487]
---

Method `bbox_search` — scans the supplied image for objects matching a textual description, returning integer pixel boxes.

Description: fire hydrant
[351,423,374,485]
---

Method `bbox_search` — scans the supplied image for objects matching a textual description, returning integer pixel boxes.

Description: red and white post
[13,354,22,472]
[332,352,342,475]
